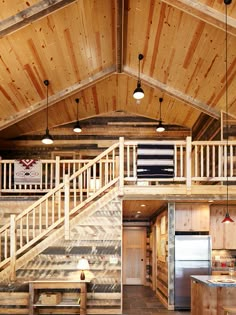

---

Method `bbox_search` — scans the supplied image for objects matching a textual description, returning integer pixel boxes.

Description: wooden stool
[223,306,236,314]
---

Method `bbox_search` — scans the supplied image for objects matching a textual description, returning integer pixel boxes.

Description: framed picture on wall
[160,216,166,235]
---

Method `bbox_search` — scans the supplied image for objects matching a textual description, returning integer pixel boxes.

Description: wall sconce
[73,98,82,133]
[133,54,144,100]
[41,80,54,144]
[77,257,90,280]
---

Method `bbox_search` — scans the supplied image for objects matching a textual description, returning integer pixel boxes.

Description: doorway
[122,227,146,285]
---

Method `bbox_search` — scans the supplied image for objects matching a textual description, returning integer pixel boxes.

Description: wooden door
[123,227,146,285]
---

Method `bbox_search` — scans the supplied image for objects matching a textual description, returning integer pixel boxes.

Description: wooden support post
[64,174,70,240]
[119,137,124,195]
[10,214,16,282]
[186,136,192,193]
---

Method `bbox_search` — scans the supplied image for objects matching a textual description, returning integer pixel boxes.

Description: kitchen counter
[191,276,236,315]
[191,275,236,287]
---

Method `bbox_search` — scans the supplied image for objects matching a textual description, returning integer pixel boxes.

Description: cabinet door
[210,206,225,249]
[191,204,209,231]
[175,204,192,231]
[224,207,236,249]
[175,203,209,232]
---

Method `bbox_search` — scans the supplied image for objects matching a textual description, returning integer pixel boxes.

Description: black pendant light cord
[159,97,163,122]
[224,0,233,222]
[44,79,49,130]
[225,2,229,214]
[76,98,79,121]
[138,55,141,84]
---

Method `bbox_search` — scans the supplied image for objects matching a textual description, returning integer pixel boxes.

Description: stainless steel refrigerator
[174,235,211,310]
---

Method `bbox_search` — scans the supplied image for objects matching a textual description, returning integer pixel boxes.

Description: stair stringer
[0,187,120,283]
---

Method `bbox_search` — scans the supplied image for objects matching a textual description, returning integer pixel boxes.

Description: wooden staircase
[0,142,121,282]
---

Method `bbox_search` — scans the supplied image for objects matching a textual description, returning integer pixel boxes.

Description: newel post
[64,174,70,240]
[119,137,124,195]
[186,136,192,192]
[10,214,16,282]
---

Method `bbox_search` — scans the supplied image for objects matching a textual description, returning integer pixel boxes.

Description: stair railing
[0,140,121,277]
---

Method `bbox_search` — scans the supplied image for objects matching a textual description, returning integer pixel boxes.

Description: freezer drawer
[174,260,211,310]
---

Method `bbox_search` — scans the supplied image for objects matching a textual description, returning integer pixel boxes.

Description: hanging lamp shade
[73,122,82,133]
[133,81,144,100]
[156,97,165,132]
[156,121,165,133]
[73,98,82,133]
[42,128,53,144]
[222,211,234,223]
[41,80,54,145]
[133,54,144,100]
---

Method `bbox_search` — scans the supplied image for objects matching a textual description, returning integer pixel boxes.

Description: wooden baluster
[10,214,16,282]
[64,174,70,240]
[186,136,192,192]
[133,144,136,179]
[119,137,124,195]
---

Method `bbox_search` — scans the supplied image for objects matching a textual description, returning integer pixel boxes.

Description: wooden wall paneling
[0,199,38,226]
[10,196,123,315]
[146,228,152,286]
[155,210,169,308]
[0,292,29,314]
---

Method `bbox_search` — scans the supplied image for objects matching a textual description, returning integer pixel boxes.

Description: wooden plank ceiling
[0,0,235,151]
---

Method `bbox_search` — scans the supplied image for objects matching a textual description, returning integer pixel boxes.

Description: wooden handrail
[0,143,120,275]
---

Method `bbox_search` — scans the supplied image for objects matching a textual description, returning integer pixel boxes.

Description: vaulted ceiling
[0,0,236,152]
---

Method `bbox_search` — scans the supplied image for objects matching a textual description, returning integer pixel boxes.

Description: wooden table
[29,280,87,315]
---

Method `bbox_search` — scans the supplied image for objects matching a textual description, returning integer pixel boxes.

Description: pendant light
[73,98,82,133]
[156,97,165,132]
[222,0,234,223]
[133,54,144,100]
[41,80,54,145]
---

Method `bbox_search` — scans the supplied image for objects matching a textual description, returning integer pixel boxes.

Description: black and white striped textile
[137,144,174,178]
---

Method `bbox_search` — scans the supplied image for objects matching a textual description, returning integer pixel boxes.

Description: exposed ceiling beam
[116,0,124,73]
[161,0,236,37]
[123,65,220,119]
[0,0,77,38]
[0,66,116,131]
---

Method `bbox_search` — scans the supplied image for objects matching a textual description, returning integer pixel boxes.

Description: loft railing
[123,138,236,188]
[0,142,120,280]
[1,137,236,195]
[0,157,92,193]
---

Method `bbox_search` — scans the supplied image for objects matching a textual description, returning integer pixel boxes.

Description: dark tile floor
[122,285,191,315]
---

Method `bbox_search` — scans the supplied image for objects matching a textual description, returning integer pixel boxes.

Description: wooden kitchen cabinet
[175,203,210,232]
[210,205,236,249]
